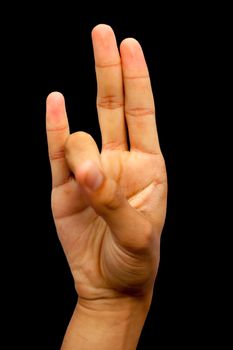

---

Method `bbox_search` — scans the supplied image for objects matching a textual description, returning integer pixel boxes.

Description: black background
[3,6,221,350]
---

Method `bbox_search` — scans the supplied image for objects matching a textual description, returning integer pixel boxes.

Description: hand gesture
[46,25,167,307]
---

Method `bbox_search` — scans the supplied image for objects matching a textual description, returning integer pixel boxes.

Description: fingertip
[120,38,148,74]
[77,160,105,192]
[91,24,119,66]
[120,37,141,48]
[46,91,67,126]
[46,91,65,114]
[120,38,143,57]
[91,24,113,39]
[46,91,64,106]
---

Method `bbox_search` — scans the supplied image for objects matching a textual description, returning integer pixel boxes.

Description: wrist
[62,294,153,350]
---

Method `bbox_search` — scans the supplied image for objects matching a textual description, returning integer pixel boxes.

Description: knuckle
[49,148,65,161]
[135,221,154,252]
[125,107,155,117]
[97,95,123,110]
[134,222,154,253]
[102,141,126,151]
[96,181,123,213]
[142,222,154,246]
[103,185,122,211]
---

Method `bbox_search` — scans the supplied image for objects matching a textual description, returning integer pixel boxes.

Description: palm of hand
[52,149,166,299]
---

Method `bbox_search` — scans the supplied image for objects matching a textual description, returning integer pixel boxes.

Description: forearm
[61,296,152,350]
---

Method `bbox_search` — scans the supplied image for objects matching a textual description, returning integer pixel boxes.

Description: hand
[46,24,167,341]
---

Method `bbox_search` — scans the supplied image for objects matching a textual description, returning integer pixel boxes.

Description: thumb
[76,160,152,252]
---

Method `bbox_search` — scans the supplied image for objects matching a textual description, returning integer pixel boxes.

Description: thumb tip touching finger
[75,160,125,214]
[74,160,151,251]
[76,160,105,192]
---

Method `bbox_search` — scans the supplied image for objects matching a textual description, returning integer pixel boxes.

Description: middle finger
[92,24,127,151]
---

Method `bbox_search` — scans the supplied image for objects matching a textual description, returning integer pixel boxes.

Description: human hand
[46,24,167,349]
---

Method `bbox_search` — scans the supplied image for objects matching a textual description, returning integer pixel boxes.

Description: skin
[46,24,167,349]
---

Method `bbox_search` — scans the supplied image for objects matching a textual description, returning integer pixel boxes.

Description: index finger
[120,38,161,155]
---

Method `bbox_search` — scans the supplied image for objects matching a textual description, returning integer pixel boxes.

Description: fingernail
[84,163,104,191]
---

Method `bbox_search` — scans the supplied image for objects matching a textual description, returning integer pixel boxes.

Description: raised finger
[120,39,161,155]
[46,92,70,188]
[92,24,127,151]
